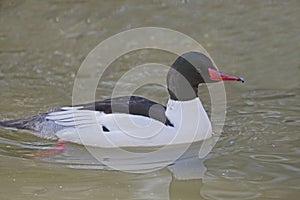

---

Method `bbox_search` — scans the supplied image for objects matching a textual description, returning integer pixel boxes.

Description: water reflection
[0,127,217,199]
[40,137,214,178]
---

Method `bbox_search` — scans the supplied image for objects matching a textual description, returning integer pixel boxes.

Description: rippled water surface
[0,0,300,199]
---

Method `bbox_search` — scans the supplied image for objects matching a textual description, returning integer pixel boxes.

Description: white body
[46,98,212,147]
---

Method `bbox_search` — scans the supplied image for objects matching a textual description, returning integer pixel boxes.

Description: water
[0,0,300,199]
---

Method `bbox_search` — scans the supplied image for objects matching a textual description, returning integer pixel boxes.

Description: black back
[76,96,174,127]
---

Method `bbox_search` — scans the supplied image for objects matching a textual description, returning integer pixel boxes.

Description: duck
[0,51,244,148]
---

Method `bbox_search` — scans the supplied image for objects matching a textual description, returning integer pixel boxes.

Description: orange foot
[27,141,67,157]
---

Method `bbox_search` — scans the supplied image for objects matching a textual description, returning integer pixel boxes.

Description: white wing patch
[46,107,102,128]
[59,106,84,110]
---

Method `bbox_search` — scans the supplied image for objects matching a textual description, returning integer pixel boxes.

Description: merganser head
[167,51,244,101]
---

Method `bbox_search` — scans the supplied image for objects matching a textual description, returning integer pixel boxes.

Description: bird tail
[1,113,63,139]
[0,120,5,127]
[0,113,48,131]
[0,118,30,129]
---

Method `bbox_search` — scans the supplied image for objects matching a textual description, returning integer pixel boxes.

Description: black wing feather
[77,96,173,127]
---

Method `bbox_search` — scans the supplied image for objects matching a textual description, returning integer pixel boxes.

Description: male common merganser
[0,52,244,148]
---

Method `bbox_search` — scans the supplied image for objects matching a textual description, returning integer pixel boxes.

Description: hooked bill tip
[237,77,245,83]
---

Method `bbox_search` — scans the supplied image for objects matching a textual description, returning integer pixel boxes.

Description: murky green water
[0,0,299,199]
